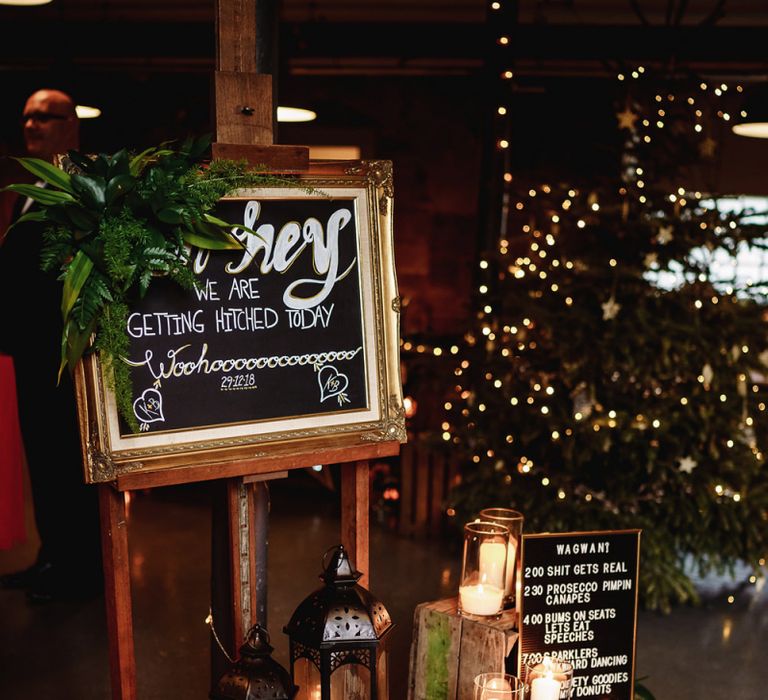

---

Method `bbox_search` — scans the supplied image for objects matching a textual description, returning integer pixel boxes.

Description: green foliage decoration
[4,136,292,432]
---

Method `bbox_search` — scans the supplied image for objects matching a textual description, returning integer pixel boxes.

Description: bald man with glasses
[21,89,80,162]
[0,89,101,602]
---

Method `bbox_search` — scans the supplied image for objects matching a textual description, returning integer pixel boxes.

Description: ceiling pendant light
[0,0,53,6]
[732,85,768,139]
[277,106,317,123]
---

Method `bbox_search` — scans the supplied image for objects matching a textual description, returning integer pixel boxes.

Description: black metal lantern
[284,545,393,700]
[211,624,297,700]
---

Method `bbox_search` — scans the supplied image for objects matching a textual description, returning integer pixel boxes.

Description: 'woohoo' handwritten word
[193,201,357,311]
[125,343,363,381]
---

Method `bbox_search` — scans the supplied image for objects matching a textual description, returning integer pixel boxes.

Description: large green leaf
[66,150,95,173]
[90,155,110,178]
[203,213,265,244]
[108,149,130,177]
[129,146,157,176]
[64,205,97,232]
[2,183,75,205]
[13,157,74,193]
[129,145,173,176]
[203,213,262,241]
[105,174,135,206]
[4,209,48,233]
[71,174,106,210]
[58,317,97,382]
[187,134,212,160]
[182,230,244,250]
[157,206,186,224]
[61,251,94,319]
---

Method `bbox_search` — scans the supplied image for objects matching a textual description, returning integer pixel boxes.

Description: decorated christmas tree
[445,71,768,611]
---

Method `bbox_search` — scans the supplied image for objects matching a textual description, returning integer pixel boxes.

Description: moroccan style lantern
[211,624,297,700]
[284,545,393,700]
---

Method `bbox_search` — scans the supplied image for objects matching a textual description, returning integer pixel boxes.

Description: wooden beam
[99,485,136,700]
[214,71,273,145]
[116,441,401,491]
[215,0,257,73]
[226,479,249,647]
[211,142,309,171]
[341,461,370,587]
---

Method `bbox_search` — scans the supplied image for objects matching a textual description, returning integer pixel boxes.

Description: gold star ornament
[616,107,638,130]
[678,456,698,474]
[601,297,621,320]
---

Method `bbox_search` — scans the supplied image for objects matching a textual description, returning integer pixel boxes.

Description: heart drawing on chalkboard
[318,365,350,406]
[133,388,165,427]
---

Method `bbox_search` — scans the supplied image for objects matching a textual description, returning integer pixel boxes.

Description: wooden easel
[96,3,401,698]
[99,443,399,700]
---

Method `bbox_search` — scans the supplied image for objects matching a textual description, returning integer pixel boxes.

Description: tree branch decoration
[4,136,292,432]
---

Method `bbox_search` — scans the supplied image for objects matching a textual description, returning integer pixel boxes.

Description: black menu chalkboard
[520,530,641,700]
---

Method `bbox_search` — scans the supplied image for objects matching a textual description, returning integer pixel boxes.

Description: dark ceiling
[2,0,768,78]
[2,1,768,174]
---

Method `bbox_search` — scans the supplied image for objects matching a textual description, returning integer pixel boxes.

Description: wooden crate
[407,598,518,700]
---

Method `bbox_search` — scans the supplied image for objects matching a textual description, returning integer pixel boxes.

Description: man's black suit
[0,198,101,597]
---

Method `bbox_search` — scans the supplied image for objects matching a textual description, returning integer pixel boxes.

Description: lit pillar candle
[530,673,561,700]
[459,581,504,616]
[483,676,512,700]
[479,541,507,589]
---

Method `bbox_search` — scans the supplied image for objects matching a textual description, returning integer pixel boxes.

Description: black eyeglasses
[21,112,70,125]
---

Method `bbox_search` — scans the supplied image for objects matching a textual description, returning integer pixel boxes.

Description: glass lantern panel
[294,657,322,700]
[376,650,389,699]
[330,663,371,700]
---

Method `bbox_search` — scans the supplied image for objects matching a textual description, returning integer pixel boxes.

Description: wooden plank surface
[215,0,257,72]
[99,485,136,700]
[408,598,518,700]
[212,142,310,171]
[214,71,273,145]
[409,600,462,700]
[226,479,247,649]
[340,460,370,586]
[116,441,401,491]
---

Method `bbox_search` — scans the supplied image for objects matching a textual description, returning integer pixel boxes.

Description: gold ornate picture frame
[75,161,405,483]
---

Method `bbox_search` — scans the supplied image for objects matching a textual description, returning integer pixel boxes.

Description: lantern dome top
[284,545,393,648]
[211,624,296,700]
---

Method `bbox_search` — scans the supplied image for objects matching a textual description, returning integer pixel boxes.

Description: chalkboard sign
[519,530,641,700]
[76,162,405,483]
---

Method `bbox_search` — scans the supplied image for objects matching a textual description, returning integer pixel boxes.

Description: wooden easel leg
[341,460,370,586]
[250,480,269,626]
[225,478,270,649]
[98,484,136,700]
[211,481,235,688]
[226,479,249,648]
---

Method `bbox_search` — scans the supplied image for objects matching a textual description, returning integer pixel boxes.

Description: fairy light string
[401,4,768,610]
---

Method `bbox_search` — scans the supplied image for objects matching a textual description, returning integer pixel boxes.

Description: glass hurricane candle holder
[525,656,574,700]
[459,521,509,617]
[474,673,525,700]
[479,507,524,607]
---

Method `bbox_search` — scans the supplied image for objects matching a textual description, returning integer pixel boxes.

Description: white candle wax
[459,582,504,616]
[479,541,507,589]
[530,674,561,700]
